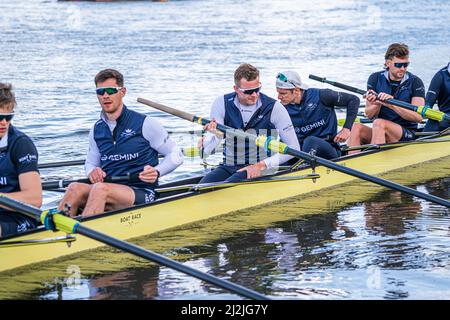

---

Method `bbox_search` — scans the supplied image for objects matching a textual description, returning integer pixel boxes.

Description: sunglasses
[393,62,410,68]
[0,113,14,122]
[277,73,296,86]
[237,84,262,95]
[96,87,122,96]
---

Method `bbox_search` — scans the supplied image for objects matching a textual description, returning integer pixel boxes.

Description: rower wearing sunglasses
[57,69,183,217]
[0,83,42,238]
[347,43,426,151]
[198,63,300,183]
[275,71,360,160]
[423,61,450,132]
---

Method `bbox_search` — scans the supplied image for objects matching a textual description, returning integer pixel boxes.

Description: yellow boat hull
[1,139,449,273]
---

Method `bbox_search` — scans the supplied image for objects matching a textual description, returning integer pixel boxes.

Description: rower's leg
[302,136,340,159]
[198,165,236,184]
[81,182,135,217]
[422,119,440,132]
[347,123,373,154]
[58,182,92,217]
[371,119,403,144]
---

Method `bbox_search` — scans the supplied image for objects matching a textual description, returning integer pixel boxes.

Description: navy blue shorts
[422,119,450,132]
[0,211,38,238]
[131,187,158,205]
[400,127,416,142]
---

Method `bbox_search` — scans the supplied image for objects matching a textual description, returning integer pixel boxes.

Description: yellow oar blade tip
[183,146,200,157]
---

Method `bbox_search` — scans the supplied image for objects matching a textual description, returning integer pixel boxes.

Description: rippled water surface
[0,0,449,300]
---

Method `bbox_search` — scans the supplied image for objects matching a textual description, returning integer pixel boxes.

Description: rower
[275,71,360,160]
[423,61,450,132]
[198,63,300,183]
[347,43,426,151]
[0,83,42,238]
[58,69,183,217]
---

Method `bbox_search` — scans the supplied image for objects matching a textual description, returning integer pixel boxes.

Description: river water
[0,0,449,300]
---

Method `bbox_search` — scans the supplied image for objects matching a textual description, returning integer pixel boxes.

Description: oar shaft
[0,195,42,222]
[309,74,450,123]
[282,146,450,208]
[77,225,268,300]
[308,74,367,95]
[39,146,200,170]
[39,160,85,169]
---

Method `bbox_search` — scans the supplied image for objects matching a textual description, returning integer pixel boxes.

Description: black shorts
[0,211,38,238]
[400,127,416,142]
[131,187,158,205]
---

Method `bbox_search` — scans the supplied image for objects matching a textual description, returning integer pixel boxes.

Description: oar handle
[138,97,196,123]
[42,173,140,190]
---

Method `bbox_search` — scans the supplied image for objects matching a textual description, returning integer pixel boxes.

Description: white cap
[276,71,309,90]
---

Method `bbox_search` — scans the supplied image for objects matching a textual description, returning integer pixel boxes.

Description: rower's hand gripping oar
[309,74,450,124]
[137,97,450,208]
[0,194,269,300]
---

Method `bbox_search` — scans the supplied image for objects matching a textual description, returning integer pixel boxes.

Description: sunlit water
[0,0,449,300]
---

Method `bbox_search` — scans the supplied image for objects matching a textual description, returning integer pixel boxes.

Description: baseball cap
[276,71,309,90]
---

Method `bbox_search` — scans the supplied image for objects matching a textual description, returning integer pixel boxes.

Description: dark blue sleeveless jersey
[284,88,337,145]
[426,63,450,113]
[222,92,276,165]
[368,71,425,130]
[94,105,159,188]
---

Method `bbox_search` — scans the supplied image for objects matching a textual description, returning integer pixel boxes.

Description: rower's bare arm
[89,167,106,184]
[387,96,424,122]
[237,161,267,179]
[0,172,42,209]
[365,97,381,119]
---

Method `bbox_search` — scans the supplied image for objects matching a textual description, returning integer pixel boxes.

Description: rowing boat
[1,136,449,273]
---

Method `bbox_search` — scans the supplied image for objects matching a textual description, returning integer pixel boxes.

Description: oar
[309,74,450,124]
[137,97,450,208]
[157,173,320,193]
[42,174,140,190]
[39,146,201,169]
[0,194,269,300]
[167,129,203,135]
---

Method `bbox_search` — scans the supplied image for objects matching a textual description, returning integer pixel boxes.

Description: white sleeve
[201,95,226,156]
[84,126,101,176]
[263,102,300,169]
[143,117,183,176]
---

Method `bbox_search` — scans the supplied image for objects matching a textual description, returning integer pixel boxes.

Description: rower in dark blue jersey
[199,64,300,183]
[58,69,183,218]
[348,43,425,151]
[275,71,360,160]
[423,62,450,132]
[0,83,42,238]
